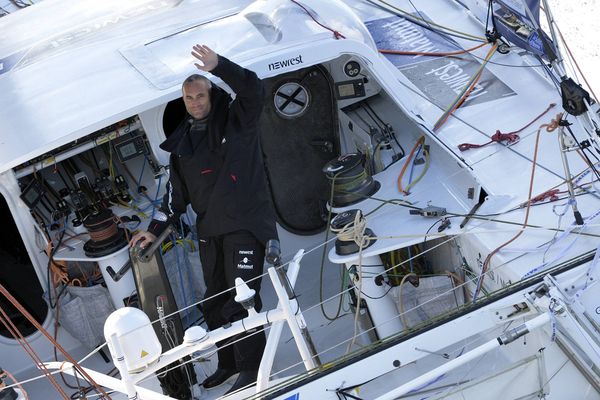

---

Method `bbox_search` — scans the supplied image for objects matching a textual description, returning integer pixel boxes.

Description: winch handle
[136,224,175,263]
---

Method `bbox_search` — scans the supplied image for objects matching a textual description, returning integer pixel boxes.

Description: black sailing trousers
[198,229,266,371]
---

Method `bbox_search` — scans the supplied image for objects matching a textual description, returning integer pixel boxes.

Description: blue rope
[407,144,423,186]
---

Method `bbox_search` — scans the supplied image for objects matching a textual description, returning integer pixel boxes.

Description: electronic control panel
[113,134,149,162]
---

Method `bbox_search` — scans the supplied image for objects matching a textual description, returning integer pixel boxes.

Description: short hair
[182,74,212,91]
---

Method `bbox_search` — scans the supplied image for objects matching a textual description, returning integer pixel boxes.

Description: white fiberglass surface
[0,0,375,173]
[0,0,251,173]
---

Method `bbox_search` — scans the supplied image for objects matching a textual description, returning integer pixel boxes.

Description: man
[130,44,278,394]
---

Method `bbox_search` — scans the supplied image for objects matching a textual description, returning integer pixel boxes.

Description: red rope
[289,0,346,39]
[0,302,70,399]
[0,284,113,399]
[458,130,520,151]
[458,103,556,152]
[474,112,563,300]
[529,188,560,205]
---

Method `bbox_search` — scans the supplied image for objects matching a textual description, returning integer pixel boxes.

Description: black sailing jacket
[148,56,277,245]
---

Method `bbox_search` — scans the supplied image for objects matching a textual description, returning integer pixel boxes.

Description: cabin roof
[0,0,374,173]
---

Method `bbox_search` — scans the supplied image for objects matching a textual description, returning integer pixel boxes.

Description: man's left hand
[192,44,219,72]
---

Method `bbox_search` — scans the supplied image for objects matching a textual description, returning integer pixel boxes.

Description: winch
[330,209,376,255]
[82,208,128,258]
[323,153,379,207]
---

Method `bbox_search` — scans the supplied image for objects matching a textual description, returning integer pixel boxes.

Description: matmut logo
[268,55,304,71]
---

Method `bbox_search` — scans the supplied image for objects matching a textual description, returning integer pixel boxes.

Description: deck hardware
[330,209,376,255]
[460,202,483,229]
[414,347,450,359]
[557,120,584,225]
[324,152,379,207]
[409,205,446,218]
[437,218,451,232]
[82,208,129,257]
[343,60,361,78]
[234,278,256,311]
[135,224,175,263]
[106,259,132,282]
[560,78,590,116]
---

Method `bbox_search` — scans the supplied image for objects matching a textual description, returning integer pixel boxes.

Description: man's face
[183,80,211,119]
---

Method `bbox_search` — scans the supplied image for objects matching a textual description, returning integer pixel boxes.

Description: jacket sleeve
[210,55,264,127]
[147,158,189,237]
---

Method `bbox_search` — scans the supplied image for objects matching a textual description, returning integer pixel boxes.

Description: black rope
[484,0,499,41]
[337,389,366,400]
[564,121,600,182]
[332,375,382,400]
[365,0,485,43]
[355,282,394,300]
[338,188,600,239]
[397,0,549,69]
[363,103,406,157]
[485,0,492,33]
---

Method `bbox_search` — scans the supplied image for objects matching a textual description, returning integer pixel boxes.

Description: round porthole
[273,81,310,119]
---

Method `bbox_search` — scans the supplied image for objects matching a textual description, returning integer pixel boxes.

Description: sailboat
[1,0,600,399]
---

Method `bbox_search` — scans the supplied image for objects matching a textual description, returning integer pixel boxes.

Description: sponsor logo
[268,55,303,71]
[424,61,491,103]
[366,14,516,109]
[237,254,254,270]
[1,0,181,75]
[239,250,254,255]
[528,31,544,53]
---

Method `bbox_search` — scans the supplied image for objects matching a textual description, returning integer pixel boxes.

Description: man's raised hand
[192,44,219,72]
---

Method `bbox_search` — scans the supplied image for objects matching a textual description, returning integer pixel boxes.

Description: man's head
[182,74,212,120]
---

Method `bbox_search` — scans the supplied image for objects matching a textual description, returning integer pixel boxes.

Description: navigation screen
[338,83,355,98]
[119,143,137,158]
